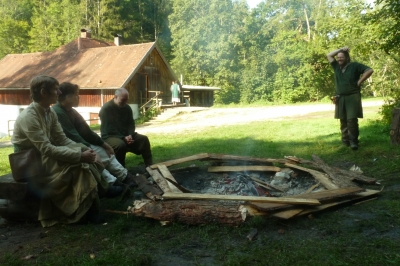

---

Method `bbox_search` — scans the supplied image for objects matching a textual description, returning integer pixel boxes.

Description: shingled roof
[0,38,161,89]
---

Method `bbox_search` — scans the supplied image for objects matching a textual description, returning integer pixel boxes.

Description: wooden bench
[0,174,40,221]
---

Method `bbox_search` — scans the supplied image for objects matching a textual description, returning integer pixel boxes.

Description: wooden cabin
[0,30,178,137]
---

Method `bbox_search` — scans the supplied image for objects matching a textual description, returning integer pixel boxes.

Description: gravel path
[0,100,383,147]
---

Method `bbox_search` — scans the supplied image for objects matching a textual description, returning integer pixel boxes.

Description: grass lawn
[1,104,399,266]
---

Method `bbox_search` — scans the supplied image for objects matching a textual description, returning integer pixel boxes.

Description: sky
[246,0,263,9]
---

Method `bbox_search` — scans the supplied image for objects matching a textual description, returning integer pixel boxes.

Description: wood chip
[246,228,258,241]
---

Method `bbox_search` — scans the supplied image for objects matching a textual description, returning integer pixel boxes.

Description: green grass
[1,104,400,265]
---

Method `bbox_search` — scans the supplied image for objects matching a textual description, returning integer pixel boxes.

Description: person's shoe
[112,180,124,187]
[123,172,138,188]
[342,141,350,147]
[350,142,358,150]
[105,186,124,198]
[120,184,132,203]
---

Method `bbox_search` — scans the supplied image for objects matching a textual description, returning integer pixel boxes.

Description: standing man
[99,88,153,168]
[170,81,180,106]
[327,47,374,150]
[52,82,137,188]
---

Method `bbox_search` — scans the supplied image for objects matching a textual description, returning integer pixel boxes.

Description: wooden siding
[0,90,31,105]
[190,91,214,107]
[133,49,175,105]
[72,89,115,107]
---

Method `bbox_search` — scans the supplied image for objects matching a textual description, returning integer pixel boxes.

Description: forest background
[1,0,400,123]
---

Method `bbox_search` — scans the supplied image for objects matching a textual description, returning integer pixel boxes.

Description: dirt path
[137,100,384,135]
[0,101,383,148]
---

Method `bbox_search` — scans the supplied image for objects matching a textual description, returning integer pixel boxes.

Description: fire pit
[117,154,380,226]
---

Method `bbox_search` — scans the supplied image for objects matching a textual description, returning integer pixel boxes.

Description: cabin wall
[133,49,176,106]
[188,91,215,107]
[0,90,31,105]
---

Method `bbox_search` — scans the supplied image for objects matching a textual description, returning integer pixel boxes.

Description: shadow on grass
[1,117,400,266]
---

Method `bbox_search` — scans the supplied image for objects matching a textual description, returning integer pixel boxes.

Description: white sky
[247,0,263,9]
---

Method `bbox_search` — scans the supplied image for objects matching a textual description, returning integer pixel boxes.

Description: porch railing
[139,91,162,116]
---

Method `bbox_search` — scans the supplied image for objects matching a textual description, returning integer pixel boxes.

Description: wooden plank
[162,192,321,205]
[311,155,358,188]
[312,155,376,184]
[332,167,376,184]
[272,208,303,219]
[146,167,171,193]
[208,165,281,173]
[157,165,183,193]
[250,187,363,211]
[207,153,288,164]
[304,183,320,194]
[285,163,339,190]
[295,189,380,217]
[149,153,210,169]
[271,187,371,219]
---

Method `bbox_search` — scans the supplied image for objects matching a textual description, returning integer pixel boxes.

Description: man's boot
[347,118,359,150]
[340,119,350,146]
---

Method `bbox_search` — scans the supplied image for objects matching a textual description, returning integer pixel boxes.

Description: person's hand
[357,80,362,87]
[124,135,134,145]
[80,149,96,163]
[341,46,350,52]
[102,142,114,158]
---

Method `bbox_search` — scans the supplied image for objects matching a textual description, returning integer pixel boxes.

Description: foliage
[1,0,400,117]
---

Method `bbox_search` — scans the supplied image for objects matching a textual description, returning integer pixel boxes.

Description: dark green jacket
[52,103,104,147]
[99,99,135,140]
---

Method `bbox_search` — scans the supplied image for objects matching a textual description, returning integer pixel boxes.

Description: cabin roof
[0,39,167,90]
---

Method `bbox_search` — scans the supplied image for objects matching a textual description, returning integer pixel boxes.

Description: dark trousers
[340,118,359,144]
[104,133,152,167]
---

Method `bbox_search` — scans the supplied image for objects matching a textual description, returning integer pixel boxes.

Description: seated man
[99,88,153,168]
[11,75,104,227]
[52,82,136,188]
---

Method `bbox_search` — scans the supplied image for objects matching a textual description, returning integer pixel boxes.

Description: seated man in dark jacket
[99,88,152,168]
[52,82,136,188]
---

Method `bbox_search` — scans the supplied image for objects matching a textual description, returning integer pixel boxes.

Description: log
[0,174,29,201]
[285,163,339,190]
[0,199,39,221]
[250,187,364,211]
[157,165,183,193]
[208,165,281,173]
[161,192,320,205]
[131,199,246,225]
[311,155,358,188]
[390,107,400,145]
[149,153,210,169]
